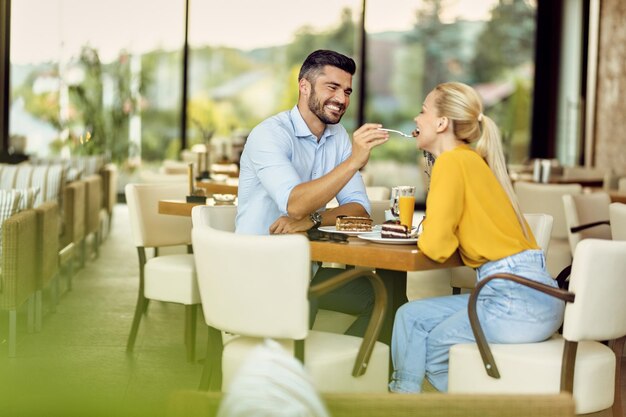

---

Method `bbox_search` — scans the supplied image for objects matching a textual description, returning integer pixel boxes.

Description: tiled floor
[0,204,205,417]
[1,204,625,416]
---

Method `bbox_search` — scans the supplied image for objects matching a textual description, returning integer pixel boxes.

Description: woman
[389,82,565,393]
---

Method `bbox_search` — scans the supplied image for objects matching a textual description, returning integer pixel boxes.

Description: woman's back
[419,145,538,267]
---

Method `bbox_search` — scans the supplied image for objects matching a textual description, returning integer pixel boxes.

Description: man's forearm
[286,158,360,219]
[320,203,368,226]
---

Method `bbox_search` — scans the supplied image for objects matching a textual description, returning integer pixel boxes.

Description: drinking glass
[391,186,416,228]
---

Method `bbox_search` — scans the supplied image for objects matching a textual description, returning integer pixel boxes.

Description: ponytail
[476,115,529,238]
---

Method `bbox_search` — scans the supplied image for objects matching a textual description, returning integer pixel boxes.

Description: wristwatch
[309,211,322,229]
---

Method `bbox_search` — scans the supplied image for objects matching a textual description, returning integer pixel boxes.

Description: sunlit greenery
[14,1,536,167]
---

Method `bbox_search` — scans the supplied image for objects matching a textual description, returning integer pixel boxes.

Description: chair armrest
[569,220,610,234]
[308,268,387,377]
[555,265,572,289]
[468,273,575,378]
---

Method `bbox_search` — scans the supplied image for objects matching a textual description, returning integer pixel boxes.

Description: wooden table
[211,163,239,178]
[512,173,605,188]
[553,177,605,187]
[195,179,238,196]
[159,199,206,217]
[158,199,237,217]
[157,198,464,344]
[310,237,463,343]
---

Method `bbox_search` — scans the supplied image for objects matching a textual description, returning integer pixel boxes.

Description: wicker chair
[59,180,86,292]
[101,163,118,236]
[83,174,103,263]
[1,209,37,357]
[34,201,60,329]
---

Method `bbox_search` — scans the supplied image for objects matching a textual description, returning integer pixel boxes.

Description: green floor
[2,204,626,417]
[0,204,206,417]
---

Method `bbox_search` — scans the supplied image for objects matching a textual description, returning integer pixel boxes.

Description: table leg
[376,269,408,345]
[377,269,408,381]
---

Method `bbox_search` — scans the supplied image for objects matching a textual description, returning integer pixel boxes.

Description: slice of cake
[335,215,373,232]
[381,220,410,239]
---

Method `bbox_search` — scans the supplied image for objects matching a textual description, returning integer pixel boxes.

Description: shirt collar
[290,105,341,143]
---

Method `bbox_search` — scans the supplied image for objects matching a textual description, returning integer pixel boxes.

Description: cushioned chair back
[610,203,626,241]
[562,193,611,253]
[514,182,582,239]
[192,227,310,339]
[30,165,49,207]
[366,186,390,201]
[523,213,553,251]
[190,205,236,232]
[369,200,390,225]
[45,164,65,203]
[562,166,606,181]
[563,239,626,342]
[14,164,33,189]
[125,183,192,248]
[0,165,18,190]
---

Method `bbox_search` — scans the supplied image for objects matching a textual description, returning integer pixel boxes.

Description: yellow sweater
[418,145,538,268]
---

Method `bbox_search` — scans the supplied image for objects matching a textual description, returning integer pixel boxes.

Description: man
[236,49,389,336]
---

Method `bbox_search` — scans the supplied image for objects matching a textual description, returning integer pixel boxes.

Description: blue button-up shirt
[236,106,370,235]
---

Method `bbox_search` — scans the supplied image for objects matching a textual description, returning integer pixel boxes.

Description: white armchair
[514,182,582,277]
[609,203,626,241]
[125,183,200,362]
[449,239,626,416]
[191,226,390,393]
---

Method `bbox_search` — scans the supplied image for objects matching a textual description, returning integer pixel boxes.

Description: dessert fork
[378,128,414,138]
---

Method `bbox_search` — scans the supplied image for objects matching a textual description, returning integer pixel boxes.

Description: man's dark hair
[298,50,356,82]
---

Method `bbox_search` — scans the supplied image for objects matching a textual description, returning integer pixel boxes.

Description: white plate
[318,225,378,236]
[357,231,418,245]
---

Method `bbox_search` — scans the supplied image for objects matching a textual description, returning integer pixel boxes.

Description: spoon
[378,128,415,138]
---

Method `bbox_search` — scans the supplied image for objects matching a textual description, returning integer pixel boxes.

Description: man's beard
[308,87,345,125]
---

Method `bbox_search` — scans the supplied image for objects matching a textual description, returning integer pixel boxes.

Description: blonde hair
[433,82,528,237]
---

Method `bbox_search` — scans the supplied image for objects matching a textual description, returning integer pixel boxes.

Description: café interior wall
[594,0,626,175]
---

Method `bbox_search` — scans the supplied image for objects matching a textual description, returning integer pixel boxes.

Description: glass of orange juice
[396,186,416,229]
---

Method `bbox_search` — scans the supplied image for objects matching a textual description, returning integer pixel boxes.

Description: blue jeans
[389,250,565,393]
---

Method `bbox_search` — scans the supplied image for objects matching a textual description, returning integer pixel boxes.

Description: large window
[186,0,361,165]
[364,0,537,197]
[9,0,537,198]
[10,0,183,170]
